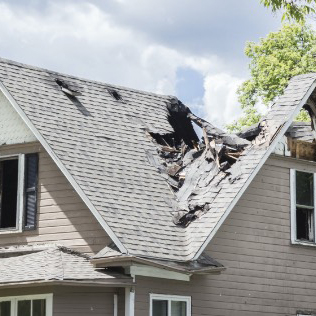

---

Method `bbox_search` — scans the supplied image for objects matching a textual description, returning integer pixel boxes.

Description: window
[291,169,316,244]
[0,294,52,316]
[150,294,191,316]
[0,153,38,232]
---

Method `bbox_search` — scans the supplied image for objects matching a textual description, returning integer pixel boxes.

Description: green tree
[261,0,316,22]
[227,23,316,132]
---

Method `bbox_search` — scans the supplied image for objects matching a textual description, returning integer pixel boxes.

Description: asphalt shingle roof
[0,58,315,261]
[0,246,132,286]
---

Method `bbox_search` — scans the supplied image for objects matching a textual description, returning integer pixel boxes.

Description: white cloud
[0,1,255,127]
[203,73,245,128]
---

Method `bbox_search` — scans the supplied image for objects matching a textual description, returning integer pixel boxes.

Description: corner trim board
[0,82,127,254]
[193,79,316,260]
[125,287,135,316]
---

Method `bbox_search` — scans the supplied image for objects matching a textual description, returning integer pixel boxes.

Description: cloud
[203,73,245,128]
[0,0,279,127]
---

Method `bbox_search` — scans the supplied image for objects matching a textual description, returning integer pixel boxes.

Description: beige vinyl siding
[0,286,119,316]
[0,142,110,255]
[135,155,316,316]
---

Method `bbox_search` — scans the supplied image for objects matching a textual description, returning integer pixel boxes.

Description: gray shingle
[0,246,132,285]
[0,58,315,262]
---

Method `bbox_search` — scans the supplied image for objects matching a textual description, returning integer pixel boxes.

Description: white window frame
[149,293,191,316]
[0,153,25,234]
[0,293,53,316]
[290,169,316,246]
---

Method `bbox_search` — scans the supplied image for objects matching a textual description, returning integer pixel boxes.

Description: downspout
[125,287,135,316]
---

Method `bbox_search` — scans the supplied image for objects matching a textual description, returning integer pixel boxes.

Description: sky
[0,0,281,127]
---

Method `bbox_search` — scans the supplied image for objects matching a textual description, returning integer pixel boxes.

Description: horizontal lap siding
[0,143,110,254]
[53,287,116,316]
[0,286,119,316]
[135,156,316,315]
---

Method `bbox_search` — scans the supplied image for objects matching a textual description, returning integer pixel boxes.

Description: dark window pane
[171,301,187,316]
[18,300,31,316]
[0,159,18,228]
[297,207,314,241]
[0,301,11,316]
[296,171,314,206]
[33,300,46,316]
[153,300,168,316]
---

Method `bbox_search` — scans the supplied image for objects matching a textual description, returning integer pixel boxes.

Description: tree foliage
[261,0,316,22]
[227,23,316,132]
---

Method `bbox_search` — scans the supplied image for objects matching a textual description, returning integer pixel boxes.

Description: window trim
[149,293,191,316]
[290,169,316,246]
[0,293,53,316]
[0,154,25,233]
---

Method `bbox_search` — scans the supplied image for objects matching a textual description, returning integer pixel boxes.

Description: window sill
[291,240,316,247]
[0,228,22,235]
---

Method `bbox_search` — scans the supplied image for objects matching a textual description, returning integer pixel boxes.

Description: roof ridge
[0,57,174,99]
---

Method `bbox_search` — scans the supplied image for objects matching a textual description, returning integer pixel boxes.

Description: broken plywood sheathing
[147,98,252,227]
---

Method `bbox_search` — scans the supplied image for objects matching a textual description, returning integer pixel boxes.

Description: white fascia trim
[193,79,316,260]
[127,265,191,282]
[0,82,127,254]
[290,169,297,244]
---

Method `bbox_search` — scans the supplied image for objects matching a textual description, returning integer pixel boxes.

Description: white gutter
[0,82,127,254]
[193,79,316,260]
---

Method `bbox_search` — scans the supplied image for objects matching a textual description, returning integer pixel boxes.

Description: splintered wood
[288,138,316,161]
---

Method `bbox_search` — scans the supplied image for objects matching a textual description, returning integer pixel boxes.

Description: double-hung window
[150,294,191,316]
[0,294,52,316]
[291,169,316,244]
[0,153,38,232]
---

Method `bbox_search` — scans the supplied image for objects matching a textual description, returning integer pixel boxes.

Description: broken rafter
[147,97,253,227]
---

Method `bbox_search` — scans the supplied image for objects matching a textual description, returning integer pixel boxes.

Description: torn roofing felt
[0,58,316,262]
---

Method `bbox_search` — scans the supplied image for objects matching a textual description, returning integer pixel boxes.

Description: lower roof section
[0,245,133,288]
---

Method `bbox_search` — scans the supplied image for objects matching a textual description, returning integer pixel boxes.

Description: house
[0,57,316,316]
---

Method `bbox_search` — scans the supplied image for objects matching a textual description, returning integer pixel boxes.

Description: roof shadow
[66,95,92,117]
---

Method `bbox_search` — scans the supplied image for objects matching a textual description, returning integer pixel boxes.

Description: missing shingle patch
[108,89,122,101]
[55,78,82,97]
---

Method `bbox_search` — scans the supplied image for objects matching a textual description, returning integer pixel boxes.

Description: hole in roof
[55,78,81,97]
[108,89,122,101]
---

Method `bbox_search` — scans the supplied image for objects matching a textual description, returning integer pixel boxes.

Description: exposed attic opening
[108,89,122,101]
[147,97,250,227]
[244,93,316,162]
[55,78,82,97]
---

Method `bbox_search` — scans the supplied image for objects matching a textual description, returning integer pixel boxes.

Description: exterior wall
[134,155,316,316]
[0,286,120,316]
[0,91,36,145]
[0,142,110,254]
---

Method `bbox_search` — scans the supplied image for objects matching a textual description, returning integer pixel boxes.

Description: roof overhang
[0,279,134,290]
[92,254,225,282]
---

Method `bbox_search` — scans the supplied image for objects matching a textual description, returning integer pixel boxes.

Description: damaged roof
[0,246,132,287]
[0,58,316,262]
